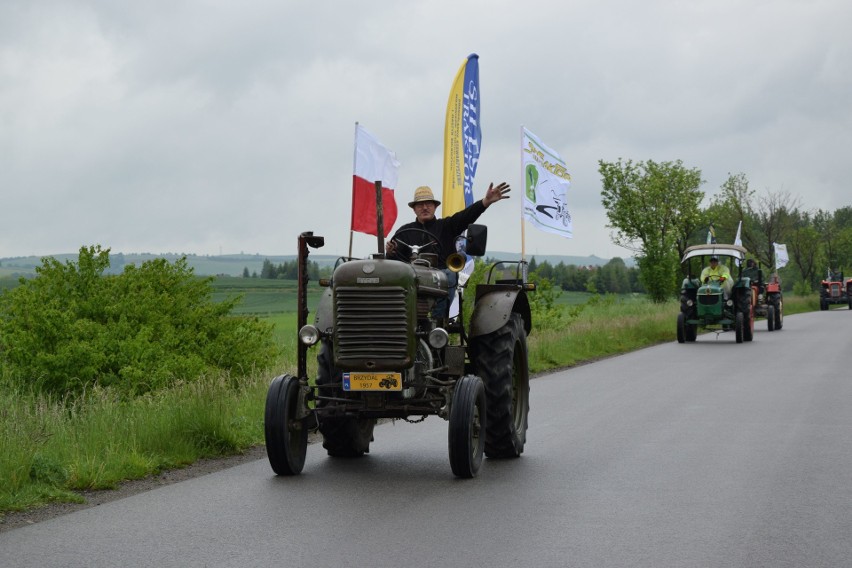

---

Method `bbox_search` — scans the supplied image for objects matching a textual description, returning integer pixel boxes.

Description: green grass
[0,374,271,514]
[0,291,820,518]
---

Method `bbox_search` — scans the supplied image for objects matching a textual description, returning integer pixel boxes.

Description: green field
[210,277,323,315]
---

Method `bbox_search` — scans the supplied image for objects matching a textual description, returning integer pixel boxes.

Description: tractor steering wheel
[389,228,445,262]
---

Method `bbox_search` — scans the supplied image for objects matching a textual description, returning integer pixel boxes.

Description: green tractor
[677,244,755,344]
[264,226,534,479]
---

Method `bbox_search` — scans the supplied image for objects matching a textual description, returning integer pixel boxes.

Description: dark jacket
[390,200,487,268]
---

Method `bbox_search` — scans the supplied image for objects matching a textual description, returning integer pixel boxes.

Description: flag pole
[520,125,526,263]
[349,122,359,258]
[375,180,385,255]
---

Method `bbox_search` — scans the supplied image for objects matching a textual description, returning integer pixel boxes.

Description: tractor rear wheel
[264,374,308,475]
[686,322,697,342]
[319,418,375,458]
[316,341,375,457]
[735,311,744,343]
[471,312,530,458]
[744,308,754,342]
[448,375,486,478]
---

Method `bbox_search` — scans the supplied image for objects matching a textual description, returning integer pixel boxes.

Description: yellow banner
[442,54,480,215]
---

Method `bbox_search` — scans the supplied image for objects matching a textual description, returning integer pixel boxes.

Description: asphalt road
[2,310,851,567]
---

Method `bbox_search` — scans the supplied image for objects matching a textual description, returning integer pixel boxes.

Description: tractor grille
[829,283,841,298]
[335,286,409,364]
[698,294,720,306]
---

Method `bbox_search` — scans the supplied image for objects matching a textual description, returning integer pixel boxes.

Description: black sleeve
[442,199,487,237]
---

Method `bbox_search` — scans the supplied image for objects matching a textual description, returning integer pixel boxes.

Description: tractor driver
[701,255,733,296]
[385,182,511,317]
[742,259,762,293]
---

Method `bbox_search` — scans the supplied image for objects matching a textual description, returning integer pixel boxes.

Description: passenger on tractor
[385,182,511,317]
[700,255,733,297]
[742,259,763,294]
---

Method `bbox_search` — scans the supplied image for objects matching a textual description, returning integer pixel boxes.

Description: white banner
[734,220,742,265]
[522,127,572,238]
[774,242,789,269]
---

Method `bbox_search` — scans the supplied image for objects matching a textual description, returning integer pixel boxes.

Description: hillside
[0,251,633,278]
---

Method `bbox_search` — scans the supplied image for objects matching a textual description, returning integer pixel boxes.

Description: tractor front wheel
[677,312,686,343]
[767,305,776,332]
[264,374,308,476]
[448,375,486,478]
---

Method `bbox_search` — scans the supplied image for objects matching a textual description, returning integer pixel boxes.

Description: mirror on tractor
[463,224,487,257]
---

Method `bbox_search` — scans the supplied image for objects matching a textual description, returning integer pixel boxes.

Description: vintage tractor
[819,269,852,310]
[744,262,783,331]
[677,244,755,344]
[264,226,534,478]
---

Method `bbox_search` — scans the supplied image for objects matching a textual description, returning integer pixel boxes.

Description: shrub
[0,246,278,397]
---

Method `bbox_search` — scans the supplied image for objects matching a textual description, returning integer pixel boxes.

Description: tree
[708,175,800,269]
[787,210,822,290]
[596,258,631,294]
[260,259,276,279]
[753,190,799,268]
[708,173,756,252]
[599,158,704,302]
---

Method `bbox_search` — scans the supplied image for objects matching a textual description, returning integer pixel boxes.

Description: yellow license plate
[342,372,402,391]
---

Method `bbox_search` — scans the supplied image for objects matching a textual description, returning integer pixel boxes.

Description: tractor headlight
[298,325,320,346]
[686,299,694,307]
[428,327,449,349]
[726,299,734,307]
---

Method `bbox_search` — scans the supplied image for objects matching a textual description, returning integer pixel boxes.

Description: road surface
[2,310,851,567]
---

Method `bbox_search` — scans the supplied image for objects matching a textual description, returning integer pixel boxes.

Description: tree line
[245,253,644,296]
[242,258,325,280]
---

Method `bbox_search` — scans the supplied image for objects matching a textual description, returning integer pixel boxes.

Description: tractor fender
[470,287,532,339]
[313,287,334,333]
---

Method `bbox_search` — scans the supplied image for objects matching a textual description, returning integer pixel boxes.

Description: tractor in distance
[819,268,852,310]
[677,244,755,344]
[743,259,783,331]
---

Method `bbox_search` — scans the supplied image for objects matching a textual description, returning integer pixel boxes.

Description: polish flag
[352,124,399,237]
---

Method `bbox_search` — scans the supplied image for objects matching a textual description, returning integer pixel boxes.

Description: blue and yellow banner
[442,54,480,215]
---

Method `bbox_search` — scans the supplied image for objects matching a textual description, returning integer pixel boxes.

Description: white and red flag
[351,124,399,237]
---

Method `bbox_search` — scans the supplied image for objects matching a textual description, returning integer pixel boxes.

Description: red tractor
[819,269,852,311]
[743,260,783,331]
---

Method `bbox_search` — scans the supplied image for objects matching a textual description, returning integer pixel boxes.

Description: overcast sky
[2,0,850,261]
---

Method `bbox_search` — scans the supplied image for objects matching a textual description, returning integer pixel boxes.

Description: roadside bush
[0,246,278,397]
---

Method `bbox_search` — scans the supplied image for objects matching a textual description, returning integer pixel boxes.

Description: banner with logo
[442,54,480,216]
[522,127,572,238]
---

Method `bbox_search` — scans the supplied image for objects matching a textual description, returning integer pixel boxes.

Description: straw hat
[408,186,441,208]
